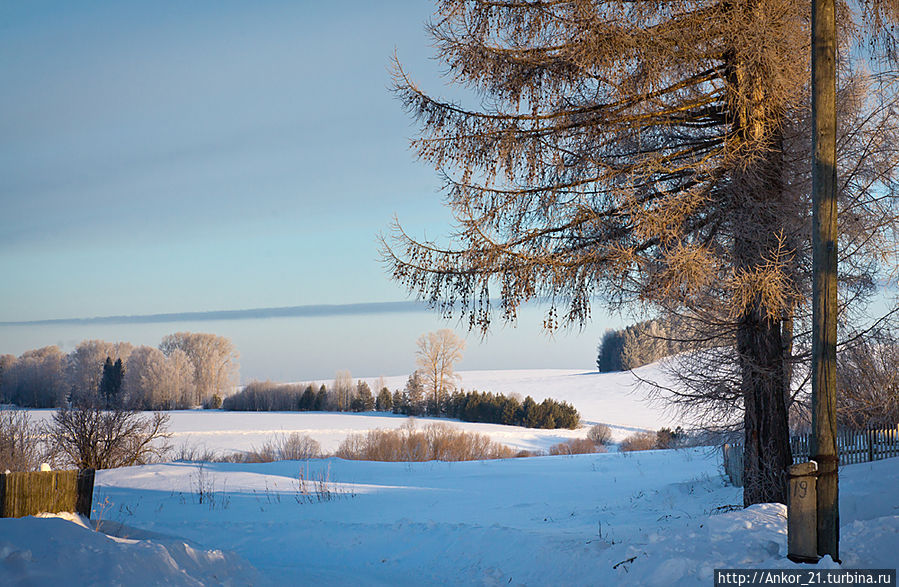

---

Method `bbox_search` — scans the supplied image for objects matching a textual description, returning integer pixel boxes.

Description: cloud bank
[0,301,432,326]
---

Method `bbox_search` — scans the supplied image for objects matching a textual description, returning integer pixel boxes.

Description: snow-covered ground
[3,366,897,585]
[3,451,898,585]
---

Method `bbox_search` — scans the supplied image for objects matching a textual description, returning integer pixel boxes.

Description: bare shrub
[587,424,612,446]
[47,406,171,469]
[0,409,46,471]
[241,444,279,464]
[548,438,605,456]
[656,427,686,449]
[174,443,219,463]
[336,423,516,462]
[620,431,659,452]
[277,432,321,460]
[240,432,321,463]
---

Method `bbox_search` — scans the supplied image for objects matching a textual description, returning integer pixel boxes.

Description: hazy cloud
[0,301,432,326]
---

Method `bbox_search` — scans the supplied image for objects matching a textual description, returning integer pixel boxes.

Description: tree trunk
[782,312,794,420]
[739,304,793,506]
[811,0,839,561]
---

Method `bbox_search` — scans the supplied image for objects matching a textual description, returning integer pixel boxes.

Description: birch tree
[415,329,466,412]
[159,332,239,406]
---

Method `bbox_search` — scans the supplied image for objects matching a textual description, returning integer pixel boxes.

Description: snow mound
[0,512,262,586]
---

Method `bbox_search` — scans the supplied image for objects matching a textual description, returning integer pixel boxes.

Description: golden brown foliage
[619,431,658,452]
[335,422,516,462]
[385,0,899,505]
[548,437,605,455]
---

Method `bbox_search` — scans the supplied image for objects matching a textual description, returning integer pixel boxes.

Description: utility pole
[810,0,839,562]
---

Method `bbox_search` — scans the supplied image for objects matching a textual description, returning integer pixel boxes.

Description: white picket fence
[723,426,899,487]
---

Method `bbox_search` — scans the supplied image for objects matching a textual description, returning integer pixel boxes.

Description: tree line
[223,373,579,430]
[0,332,239,410]
[596,318,695,373]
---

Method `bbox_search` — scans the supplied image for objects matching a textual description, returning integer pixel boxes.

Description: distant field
[27,364,684,455]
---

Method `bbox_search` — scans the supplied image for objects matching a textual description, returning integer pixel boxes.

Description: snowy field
[2,366,897,585]
[22,364,683,456]
[3,451,898,585]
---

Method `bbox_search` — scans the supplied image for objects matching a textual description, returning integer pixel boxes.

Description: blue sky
[0,1,623,380]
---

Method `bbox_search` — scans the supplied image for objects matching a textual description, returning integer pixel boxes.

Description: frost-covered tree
[159,332,239,406]
[331,370,355,412]
[124,346,195,410]
[0,354,16,403]
[4,346,68,408]
[67,340,133,406]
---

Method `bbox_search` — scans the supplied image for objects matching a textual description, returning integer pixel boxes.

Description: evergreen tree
[99,356,124,408]
[392,390,404,414]
[596,330,625,373]
[314,384,328,411]
[404,371,425,416]
[300,385,316,411]
[376,387,393,412]
[352,381,375,412]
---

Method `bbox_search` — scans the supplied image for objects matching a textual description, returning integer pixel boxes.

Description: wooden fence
[0,469,95,518]
[723,426,899,487]
[722,443,744,487]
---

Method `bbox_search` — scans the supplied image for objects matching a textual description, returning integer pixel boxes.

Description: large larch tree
[384,0,899,506]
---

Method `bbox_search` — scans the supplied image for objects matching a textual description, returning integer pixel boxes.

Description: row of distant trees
[596,318,695,373]
[224,372,579,430]
[222,376,385,413]
[0,333,239,410]
[395,372,579,428]
[223,328,579,429]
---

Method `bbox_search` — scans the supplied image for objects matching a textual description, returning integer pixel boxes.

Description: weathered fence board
[723,443,744,487]
[723,426,899,487]
[0,469,94,518]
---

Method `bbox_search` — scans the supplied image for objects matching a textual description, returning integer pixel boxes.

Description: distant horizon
[0,304,619,384]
